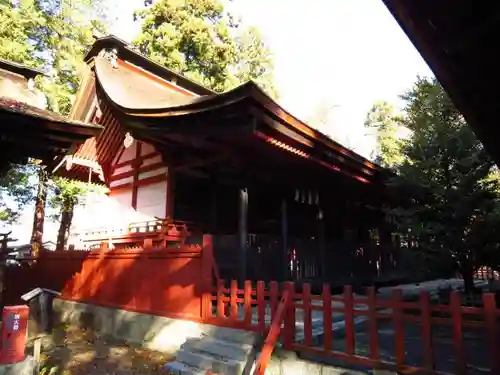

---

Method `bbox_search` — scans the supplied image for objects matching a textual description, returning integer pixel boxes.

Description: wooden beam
[131,142,141,209]
[171,153,228,172]
[166,167,174,219]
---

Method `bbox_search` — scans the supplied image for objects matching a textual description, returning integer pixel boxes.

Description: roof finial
[98,48,118,68]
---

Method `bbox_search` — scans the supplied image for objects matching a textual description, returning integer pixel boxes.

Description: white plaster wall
[141,155,162,167]
[138,167,168,180]
[136,181,167,219]
[69,189,156,246]
[141,142,156,156]
[120,141,137,162]
[110,175,134,188]
[113,164,133,176]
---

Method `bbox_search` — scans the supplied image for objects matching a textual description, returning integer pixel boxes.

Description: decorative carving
[27,78,35,91]
[98,48,118,68]
[123,132,134,148]
[65,155,73,171]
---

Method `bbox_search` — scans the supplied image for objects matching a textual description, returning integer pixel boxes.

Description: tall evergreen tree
[0,0,106,239]
[0,0,106,114]
[388,77,500,291]
[133,0,278,97]
[364,100,404,168]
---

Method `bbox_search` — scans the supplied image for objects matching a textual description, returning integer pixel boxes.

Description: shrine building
[61,35,398,285]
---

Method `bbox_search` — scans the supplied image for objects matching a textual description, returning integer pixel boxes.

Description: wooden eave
[382,0,500,165]
[93,57,385,185]
[0,98,102,164]
[0,59,45,80]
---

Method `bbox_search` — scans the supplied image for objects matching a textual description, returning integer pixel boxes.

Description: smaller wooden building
[0,59,102,172]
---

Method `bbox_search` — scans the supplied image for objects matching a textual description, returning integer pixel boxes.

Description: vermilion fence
[3,235,215,321]
[206,280,500,375]
[3,234,500,374]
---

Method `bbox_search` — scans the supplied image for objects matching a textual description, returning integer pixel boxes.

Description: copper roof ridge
[85,34,214,96]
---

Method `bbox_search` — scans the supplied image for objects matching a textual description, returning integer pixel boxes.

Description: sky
[5,0,434,244]
[109,0,434,157]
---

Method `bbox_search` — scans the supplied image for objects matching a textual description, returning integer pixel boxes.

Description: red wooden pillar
[283,281,295,350]
[201,235,214,320]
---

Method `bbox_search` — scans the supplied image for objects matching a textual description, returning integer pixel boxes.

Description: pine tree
[388,77,500,291]
[133,0,278,97]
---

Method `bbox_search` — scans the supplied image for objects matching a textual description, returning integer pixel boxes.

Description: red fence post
[244,280,252,325]
[257,281,266,331]
[343,285,355,355]
[392,289,405,367]
[269,281,278,321]
[303,283,312,346]
[450,291,466,375]
[322,283,332,353]
[201,235,213,320]
[283,281,295,350]
[483,292,499,374]
[367,286,379,362]
[230,280,238,320]
[420,290,434,372]
[217,279,225,318]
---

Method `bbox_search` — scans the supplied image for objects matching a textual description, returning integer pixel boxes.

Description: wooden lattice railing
[205,279,500,374]
[73,218,193,249]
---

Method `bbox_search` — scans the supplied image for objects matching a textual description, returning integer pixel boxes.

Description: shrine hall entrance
[173,172,401,287]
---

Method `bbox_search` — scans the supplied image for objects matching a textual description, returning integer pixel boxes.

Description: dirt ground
[26,324,175,375]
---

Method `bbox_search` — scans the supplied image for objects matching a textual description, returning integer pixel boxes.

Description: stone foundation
[53,298,254,354]
[0,356,36,375]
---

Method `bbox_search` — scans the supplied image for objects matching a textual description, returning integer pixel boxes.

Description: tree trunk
[56,201,75,251]
[460,262,475,294]
[30,166,48,259]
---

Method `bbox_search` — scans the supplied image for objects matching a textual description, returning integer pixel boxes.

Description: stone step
[182,337,254,362]
[207,326,258,346]
[163,360,207,375]
[176,348,245,375]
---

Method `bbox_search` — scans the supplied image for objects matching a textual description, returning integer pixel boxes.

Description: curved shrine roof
[93,56,383,184]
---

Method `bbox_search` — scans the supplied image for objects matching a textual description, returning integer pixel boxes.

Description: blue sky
[109,0,434,157]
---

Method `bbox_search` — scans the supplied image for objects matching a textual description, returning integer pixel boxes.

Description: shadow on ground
[26,324,174,375]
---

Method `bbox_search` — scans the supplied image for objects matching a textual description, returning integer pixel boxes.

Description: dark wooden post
[318,208,326,280]
[166,167,175,220]
[281,197,288,281]
[238,188,248,283]
[209,174,217,233]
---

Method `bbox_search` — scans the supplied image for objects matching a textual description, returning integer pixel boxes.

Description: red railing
[74,219,193,249]
[252,288,290,375]
[206,280,500,374]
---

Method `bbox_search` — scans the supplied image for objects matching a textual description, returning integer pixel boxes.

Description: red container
[0,305,29,364]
